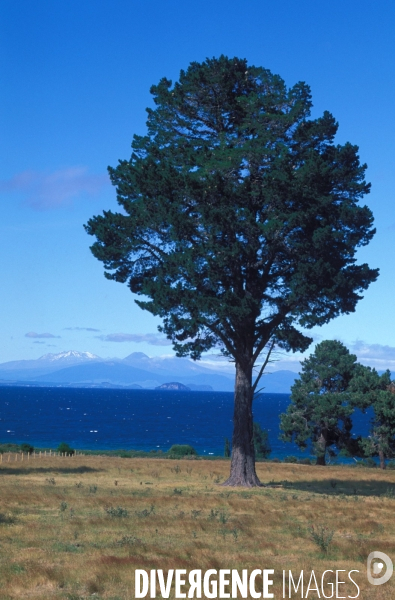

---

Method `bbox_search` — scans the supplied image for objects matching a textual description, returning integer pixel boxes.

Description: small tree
[253,423,271,459]
[20,443,34,455]
[168,444,197,457]
[86,56,378,486]
[280,340,359,465]
[57,442,75,456]
[359,372,395,469]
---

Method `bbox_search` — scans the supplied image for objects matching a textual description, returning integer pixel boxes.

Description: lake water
[0,387,372,459]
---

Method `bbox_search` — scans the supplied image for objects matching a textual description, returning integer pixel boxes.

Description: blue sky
[1,0,395,373]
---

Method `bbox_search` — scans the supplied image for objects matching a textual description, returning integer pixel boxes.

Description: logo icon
[367,551,393,585]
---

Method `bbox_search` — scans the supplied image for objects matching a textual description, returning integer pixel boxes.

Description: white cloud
[199,349,303,374]
[65,327,101,332]
[351,341,395,371]
[25,331,61,339]
[96,333,172,346]
[0,167,110,210]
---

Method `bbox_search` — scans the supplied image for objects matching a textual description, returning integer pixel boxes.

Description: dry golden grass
[0,455,395,599]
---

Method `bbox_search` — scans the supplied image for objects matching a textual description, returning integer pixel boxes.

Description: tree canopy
[281,341,395,468]
[280,340,359,465]
[359,371,395,469]
[85,56,378,485]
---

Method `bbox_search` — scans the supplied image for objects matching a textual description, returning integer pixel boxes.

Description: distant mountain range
[0,350,299,393]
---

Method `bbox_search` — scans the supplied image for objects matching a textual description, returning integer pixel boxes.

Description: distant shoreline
[0,442,381,468]
[0,381,222,391]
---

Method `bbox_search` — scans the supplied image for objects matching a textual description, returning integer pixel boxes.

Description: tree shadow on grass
[0,465,100,475]
[265,478,395,497]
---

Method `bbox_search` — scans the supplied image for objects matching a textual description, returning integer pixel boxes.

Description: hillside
[0,351,299,392]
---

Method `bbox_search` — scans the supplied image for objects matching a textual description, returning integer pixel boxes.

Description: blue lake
[0,387,372,459]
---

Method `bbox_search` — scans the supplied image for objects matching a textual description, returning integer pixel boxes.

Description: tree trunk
[223,361,262,487]
[379,449,386,470]
[315,432,327,466]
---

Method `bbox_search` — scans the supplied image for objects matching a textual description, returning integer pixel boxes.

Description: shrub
[0,513,15,525]
[387,460,395,470]
[136,505,155,517]
[284,455,298,463]
[168,444,197,457]
[115,535,142,546]
[219,510,229,524]
[57,442,75,456]
[362,457,377,468]
[309,525,334,553]
[298,458,312,465]
[105,506,129,518]
[384,487,395,499]
[20,443,34,454]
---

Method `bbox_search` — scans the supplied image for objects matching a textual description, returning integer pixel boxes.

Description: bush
[362,457,377,468]
[105,506,128,518]
[387,460,395,470]
[284,455,298,463]
[168,444,197,457]
[20,443,34,454]
[57,442,75,456]
[0,513,15,525]
[309,525,334,554]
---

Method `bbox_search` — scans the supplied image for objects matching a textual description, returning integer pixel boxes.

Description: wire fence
[0,450,83,463]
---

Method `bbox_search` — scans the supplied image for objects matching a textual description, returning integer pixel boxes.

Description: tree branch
[252,338,276,393]
[207,321,242,364]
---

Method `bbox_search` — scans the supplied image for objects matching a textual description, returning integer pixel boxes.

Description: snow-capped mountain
[0,350,299,392]
[38,350,100,363]
[0,350,102,375]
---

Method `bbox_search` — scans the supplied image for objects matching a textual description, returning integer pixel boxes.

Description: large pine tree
[85,56,378,486]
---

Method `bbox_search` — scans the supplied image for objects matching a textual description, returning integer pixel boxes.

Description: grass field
[0,455,395,599]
